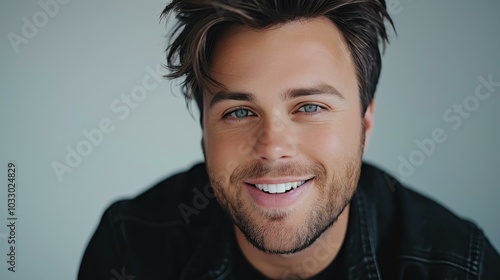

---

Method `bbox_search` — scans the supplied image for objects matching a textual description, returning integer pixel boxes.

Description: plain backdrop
[0,0,499,279]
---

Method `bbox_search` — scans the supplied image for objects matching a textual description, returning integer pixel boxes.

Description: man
[79,0,500,279]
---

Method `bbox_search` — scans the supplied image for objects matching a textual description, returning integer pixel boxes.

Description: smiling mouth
[252,178,312,194]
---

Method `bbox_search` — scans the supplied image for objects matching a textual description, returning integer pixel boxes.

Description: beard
[206,132,365,255]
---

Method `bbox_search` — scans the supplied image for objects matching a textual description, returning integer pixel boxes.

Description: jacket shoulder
[78,162,221,279]
[108,162,214,226]
[360,162,500,278]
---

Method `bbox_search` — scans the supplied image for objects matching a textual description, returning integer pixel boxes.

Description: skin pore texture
[202,17,375,279]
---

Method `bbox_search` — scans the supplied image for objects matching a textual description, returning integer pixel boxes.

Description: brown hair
[161,0,394,117]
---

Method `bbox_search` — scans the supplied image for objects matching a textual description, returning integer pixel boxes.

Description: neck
[234,205,349,279]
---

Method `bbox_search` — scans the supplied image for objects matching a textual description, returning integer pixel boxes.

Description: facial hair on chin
[207,132,365,254]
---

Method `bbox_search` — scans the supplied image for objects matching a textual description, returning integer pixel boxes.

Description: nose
[252,116,297,163]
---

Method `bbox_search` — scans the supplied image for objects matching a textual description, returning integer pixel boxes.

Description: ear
[363,100,375,151]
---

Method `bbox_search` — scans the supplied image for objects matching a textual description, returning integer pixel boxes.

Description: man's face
[203,17,371,254]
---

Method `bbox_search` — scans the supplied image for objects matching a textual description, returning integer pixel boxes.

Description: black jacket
[78,162,500,279]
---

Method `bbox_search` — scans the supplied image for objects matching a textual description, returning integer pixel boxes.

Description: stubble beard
[207,134,365,254]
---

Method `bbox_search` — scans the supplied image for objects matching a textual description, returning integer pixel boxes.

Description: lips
[253,180,307,194]
[245,178,314,208]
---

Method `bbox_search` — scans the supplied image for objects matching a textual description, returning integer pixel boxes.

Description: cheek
[299,120,362,160]
[302,126,340,159]
[204,128,244,178]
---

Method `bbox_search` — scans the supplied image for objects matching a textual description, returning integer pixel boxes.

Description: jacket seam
[467,224,481,280]
[106,208,125,265]
[399,255,477,276]
[356,189,382,279]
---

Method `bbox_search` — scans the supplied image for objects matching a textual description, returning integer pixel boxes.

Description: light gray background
[0,0,498,279]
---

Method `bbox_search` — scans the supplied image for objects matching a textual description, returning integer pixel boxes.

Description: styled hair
[161,0,394,117]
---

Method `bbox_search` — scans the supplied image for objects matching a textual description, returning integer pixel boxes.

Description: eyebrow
[208,83,344,108]
[209,92,255,108]
[285,84,345,101]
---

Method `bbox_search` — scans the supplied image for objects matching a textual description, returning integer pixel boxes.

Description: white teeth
[262,185,269,192]
[268,184,277,194]
[276,184,285,193]
[254,180,307,194]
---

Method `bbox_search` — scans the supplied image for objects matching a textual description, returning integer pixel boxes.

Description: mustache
[230,161,325,183]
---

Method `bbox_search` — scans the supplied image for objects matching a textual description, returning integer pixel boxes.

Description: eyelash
[295,104,325,114]
[222,104,325,120]
[222,107,256,120]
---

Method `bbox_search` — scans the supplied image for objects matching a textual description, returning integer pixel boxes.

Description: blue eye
[227,108,254,119]
[298,104,322,113]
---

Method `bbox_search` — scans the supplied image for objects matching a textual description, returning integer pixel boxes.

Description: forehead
[207,17,358,100]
